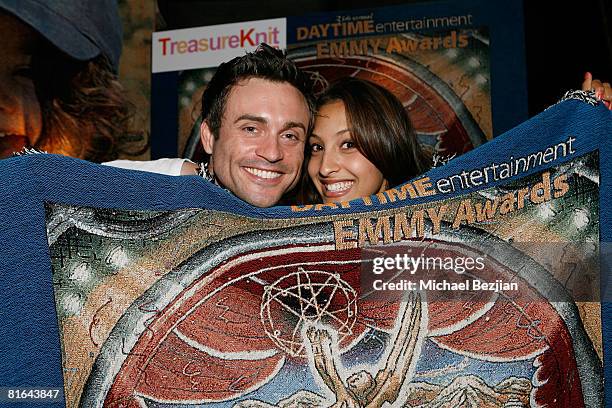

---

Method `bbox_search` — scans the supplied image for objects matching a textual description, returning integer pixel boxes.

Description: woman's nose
[318,150,340,176]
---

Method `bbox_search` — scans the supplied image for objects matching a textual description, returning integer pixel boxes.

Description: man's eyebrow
[234,114,268,124]
[282,121,307,132]
[235,116,306,133]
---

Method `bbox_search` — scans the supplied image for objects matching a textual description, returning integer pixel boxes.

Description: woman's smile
[308,101,386,204]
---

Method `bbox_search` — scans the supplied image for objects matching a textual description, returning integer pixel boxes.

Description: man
[107,44,314,208]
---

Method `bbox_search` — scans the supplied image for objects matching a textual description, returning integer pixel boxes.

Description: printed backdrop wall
[151,0,527,160]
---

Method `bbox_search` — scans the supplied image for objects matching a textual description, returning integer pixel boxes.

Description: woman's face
[308,101,387,203]
[0,12,43,158]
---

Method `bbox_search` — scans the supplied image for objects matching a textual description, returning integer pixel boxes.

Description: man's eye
[242,126,258,133]
[282,132,300,141]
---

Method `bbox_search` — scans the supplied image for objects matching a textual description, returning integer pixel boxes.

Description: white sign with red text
[152,18,286,73]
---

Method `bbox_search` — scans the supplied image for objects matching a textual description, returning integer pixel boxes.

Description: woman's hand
[582,72,612,109]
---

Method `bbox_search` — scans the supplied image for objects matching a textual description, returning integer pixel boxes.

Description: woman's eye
[309,143,323,153]
[341,140,355,149]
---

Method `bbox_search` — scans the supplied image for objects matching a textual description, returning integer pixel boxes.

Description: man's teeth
[245,167,281,179]
[326,181,353,192]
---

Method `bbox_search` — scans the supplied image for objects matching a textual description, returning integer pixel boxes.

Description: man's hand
[582,72,612,109]
[180,161,200,175]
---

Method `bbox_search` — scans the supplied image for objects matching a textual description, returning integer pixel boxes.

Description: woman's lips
[324,181,354,192]
[321,180,354,197]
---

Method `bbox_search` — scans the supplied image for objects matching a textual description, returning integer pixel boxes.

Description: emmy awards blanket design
[0,97,611,408]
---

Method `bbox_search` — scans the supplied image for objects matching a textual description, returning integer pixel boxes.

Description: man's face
[201,77,309,207]
[0,12,43,158]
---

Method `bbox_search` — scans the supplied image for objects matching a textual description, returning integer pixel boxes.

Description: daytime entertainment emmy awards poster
[150,0,526,160]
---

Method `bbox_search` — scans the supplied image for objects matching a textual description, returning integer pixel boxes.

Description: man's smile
[243,166,283,180]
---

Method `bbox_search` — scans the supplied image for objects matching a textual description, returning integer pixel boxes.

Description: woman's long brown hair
[298,77,431,204]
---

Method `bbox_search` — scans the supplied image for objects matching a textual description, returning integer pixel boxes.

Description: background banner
[151,0,527,160]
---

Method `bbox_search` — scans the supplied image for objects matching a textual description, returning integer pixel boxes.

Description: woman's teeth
[325,181,353,192]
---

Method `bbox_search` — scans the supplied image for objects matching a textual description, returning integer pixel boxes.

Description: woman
[301,77,431,204]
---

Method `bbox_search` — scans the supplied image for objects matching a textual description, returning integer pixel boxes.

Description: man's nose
[318,150,340,176]
[255,135,283,162]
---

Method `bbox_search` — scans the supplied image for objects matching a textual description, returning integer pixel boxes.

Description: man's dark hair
[201,43,314,138]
